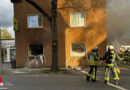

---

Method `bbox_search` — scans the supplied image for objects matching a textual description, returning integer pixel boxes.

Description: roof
[10,0,21,3]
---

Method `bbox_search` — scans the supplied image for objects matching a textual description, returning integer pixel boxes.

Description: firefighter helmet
[92,46,98,52]
[107,45,114,51]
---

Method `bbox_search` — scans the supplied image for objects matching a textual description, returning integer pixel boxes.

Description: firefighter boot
[115,80,119,85]
[86,75,90,82]
[91,79,96,82]
[104,80,109,84]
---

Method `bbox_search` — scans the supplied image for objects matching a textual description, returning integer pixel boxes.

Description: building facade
[1,39,15,63]
[11,0,107,68]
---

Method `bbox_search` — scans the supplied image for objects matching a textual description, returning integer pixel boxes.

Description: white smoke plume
[107,0,130,45]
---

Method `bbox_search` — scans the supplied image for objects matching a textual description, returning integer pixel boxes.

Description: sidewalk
[1,68,50,75]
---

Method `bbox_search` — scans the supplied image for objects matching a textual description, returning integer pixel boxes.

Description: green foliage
[0,29,14,39]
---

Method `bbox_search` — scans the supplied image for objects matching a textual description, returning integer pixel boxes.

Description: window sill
[69,26,86,29]
[27,27,43,31]
[70,55,87,57]
[27,26,43,29]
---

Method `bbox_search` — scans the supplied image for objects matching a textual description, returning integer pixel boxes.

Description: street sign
[13,17,18,31]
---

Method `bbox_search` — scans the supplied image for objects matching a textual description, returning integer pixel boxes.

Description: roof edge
[10,0,22,3]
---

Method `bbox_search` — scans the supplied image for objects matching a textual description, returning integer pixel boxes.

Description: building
[1,39,15,63]
[120,45,130,51]
[11,0,107,68]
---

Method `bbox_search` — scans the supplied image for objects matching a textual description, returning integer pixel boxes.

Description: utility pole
[0,30,2,72]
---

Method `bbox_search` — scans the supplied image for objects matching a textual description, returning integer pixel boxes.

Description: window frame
[70,42,87,57]
[27,14,43,29]
[28,44,43,56]
[70,12,86,28]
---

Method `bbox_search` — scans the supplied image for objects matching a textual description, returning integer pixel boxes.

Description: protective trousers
[124,56,128,62]
[104,66,119,82]
[124,52,129,63]
[87,65,97,81]
[128,52,130,63]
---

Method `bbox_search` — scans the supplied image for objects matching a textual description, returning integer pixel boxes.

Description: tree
[25,0,58,71]
[0,29,14,39]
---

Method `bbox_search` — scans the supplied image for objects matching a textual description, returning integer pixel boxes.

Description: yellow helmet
[107,45,114,51]
[93,46,98,52]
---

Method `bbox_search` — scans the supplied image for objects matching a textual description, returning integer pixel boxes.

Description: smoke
[106,0,130,45]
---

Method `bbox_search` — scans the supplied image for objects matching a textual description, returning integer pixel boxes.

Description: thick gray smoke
[107,0,130,45]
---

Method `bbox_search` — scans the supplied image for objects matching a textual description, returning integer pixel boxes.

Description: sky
[0,0,14,37]
[0,0,130,44]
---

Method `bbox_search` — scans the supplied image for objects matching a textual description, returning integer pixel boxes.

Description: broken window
[29,44,43,56]
[71,43,86,56]
[28,14,43,28]
[70,12,85,27]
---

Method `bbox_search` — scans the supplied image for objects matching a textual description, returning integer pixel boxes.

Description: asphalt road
[1,75,117,90]
[0,67,130,90]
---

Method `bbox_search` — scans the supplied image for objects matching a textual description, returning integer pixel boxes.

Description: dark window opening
[29,44,43,56]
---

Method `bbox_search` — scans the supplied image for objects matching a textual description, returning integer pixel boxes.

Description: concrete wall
[14,0,107,68]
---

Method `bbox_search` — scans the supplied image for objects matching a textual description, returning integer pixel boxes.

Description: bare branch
[25,0,51,22]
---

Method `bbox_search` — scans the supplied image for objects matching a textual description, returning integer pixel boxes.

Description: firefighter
[124,50,129,64]
[86,47,100,82]
[101,46,122,85]
[128,50,130,63]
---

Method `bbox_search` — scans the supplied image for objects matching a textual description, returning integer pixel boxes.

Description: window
[29,44,43,56]
[71,43,86,56]
[28,15,43,28]
[70,12,85,27]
